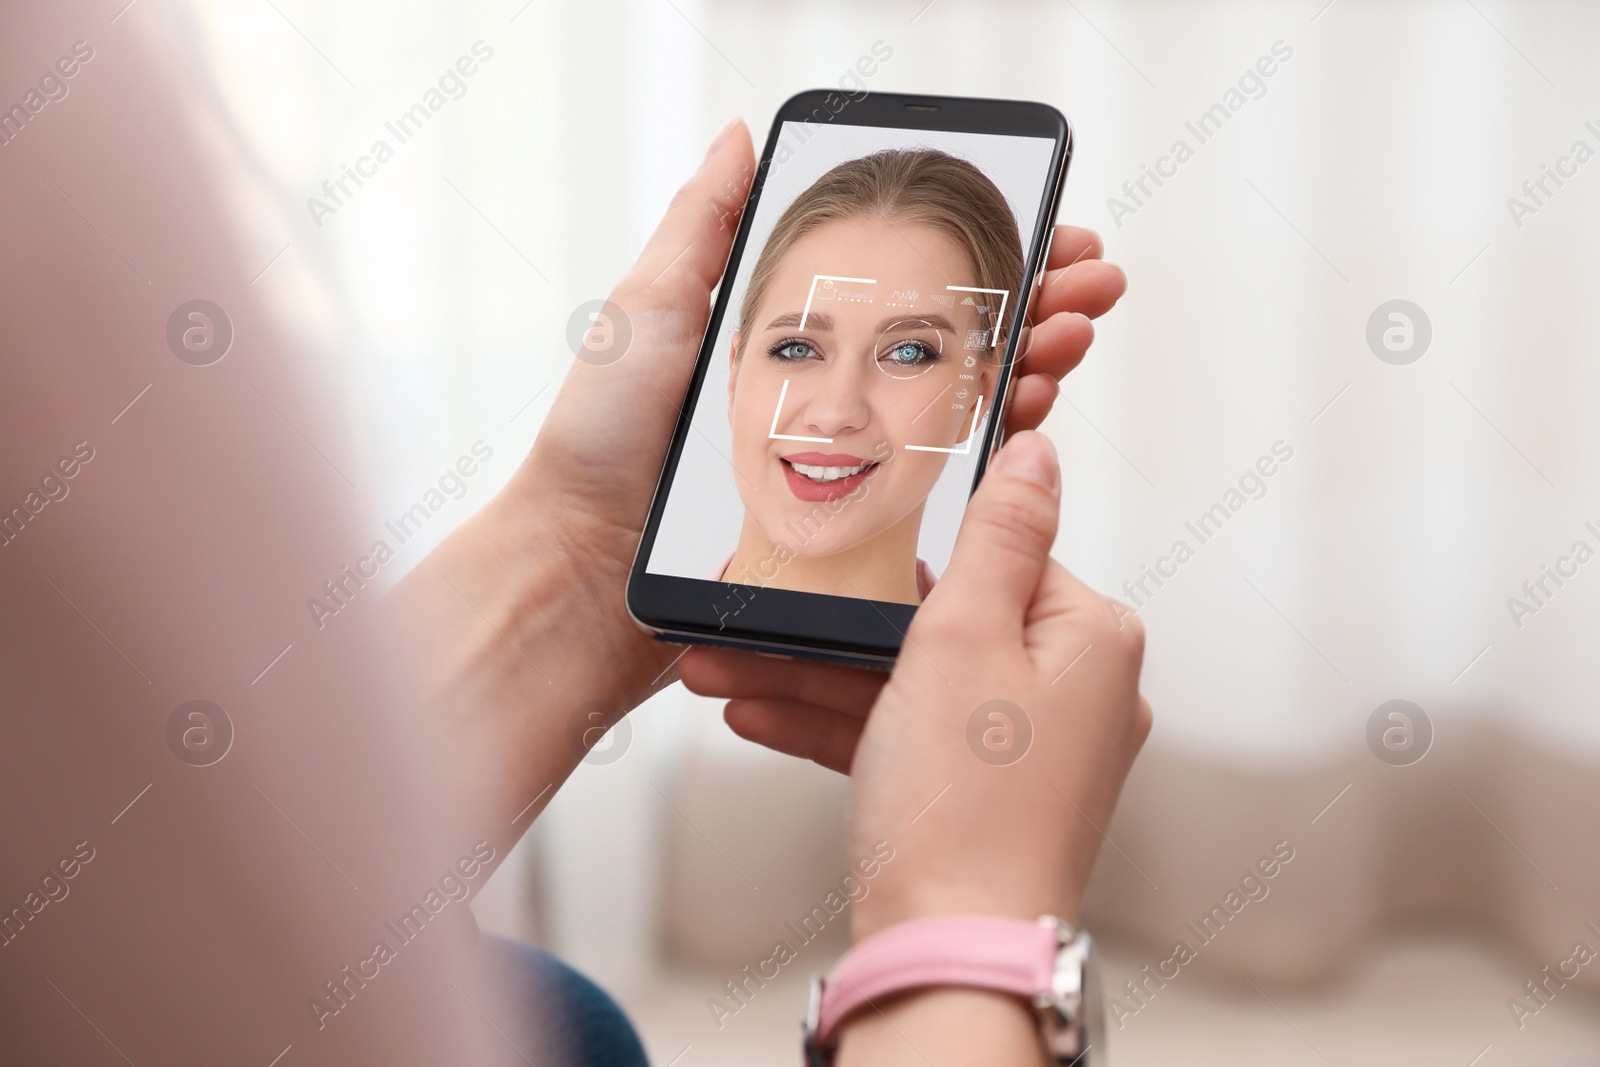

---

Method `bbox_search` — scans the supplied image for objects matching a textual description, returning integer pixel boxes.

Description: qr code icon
[964,329,992,350]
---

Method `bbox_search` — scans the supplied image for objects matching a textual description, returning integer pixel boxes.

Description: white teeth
[788,461,869,483]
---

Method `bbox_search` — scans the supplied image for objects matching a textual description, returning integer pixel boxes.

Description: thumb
[925,431,1061,631]
[620,117,754,300]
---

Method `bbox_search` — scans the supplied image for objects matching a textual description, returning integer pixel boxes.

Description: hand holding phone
[400,111,1119,834]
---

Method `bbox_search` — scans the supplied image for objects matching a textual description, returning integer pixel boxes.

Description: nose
[794,351,872,439]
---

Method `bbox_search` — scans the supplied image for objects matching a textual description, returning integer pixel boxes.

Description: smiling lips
[780,451,879,502]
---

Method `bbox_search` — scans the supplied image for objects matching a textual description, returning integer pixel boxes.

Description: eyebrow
[763,312,959,334]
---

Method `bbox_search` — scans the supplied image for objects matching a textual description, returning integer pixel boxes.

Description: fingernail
[704,116,741,162]
[994,432,1059,490]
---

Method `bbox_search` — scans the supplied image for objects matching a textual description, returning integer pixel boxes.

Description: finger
[619,118,755,298]
[679,646,885,717]
[1002,373,1060,434]
[924,431,1061,633]
[1014,311,1092,382]
[723,699,863,774]
[1031,259,1127,322]
[1046,225,1104,269]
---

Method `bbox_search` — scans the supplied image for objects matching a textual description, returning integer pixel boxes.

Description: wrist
[851,867,1080,945]
[391,477,657,828]
[401,493,569,693]
[414,471,649,705]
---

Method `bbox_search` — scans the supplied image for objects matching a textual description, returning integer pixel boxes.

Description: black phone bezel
[625,89,1072,668]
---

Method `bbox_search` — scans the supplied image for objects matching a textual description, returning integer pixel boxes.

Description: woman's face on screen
[728,215,999,559]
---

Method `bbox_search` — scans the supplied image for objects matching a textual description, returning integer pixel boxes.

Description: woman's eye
[882,340,937,366]
[769,340,818,361]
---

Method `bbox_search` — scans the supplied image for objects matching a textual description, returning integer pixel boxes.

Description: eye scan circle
[874,319,945,379]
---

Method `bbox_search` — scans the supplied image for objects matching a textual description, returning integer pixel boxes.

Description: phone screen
[643,114,1060,611]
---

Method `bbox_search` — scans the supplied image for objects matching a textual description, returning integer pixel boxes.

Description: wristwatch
[802,914,1102,1066]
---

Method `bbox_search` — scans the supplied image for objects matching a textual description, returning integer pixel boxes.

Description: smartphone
[627,90,1071,668]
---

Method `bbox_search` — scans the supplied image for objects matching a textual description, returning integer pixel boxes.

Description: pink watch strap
[814,915,1059,1042]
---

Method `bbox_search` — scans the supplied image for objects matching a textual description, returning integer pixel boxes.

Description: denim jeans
[473,934,650,1067]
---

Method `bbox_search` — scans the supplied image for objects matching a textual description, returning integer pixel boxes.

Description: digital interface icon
[904,394,984,455]
[899,284,1006,454]
[947,285,1009,351]
[800,274,876,329]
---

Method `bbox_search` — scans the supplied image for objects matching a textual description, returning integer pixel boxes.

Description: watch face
[1079,933,1104,1067]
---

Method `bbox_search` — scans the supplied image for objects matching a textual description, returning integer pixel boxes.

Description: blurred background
[90,0,1600,1062]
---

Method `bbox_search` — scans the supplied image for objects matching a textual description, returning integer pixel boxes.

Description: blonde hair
[736,148,1024,356]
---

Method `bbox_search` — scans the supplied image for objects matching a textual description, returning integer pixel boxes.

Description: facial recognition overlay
[648,122,1057,606]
